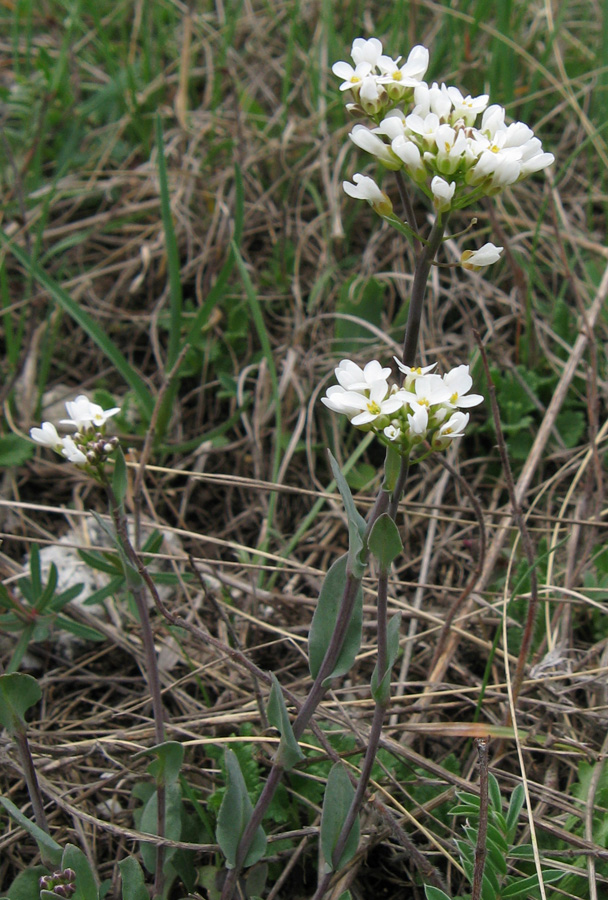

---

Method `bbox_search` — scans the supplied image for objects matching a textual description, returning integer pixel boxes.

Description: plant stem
[106,482,167,898]
[220,490,391,900]
[471,738,489,900]
[402,214,447,366]
[14,727,49,836]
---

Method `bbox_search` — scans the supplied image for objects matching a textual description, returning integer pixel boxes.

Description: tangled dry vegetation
[1,1,608,898]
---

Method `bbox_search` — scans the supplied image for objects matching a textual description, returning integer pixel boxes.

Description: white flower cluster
[322,359,482,452]
[334,37,554,212]
[30,395,121,468]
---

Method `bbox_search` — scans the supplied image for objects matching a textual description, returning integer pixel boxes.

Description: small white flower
[349,125,401,169]
[430,175,456,211]
[432,411,470,448]
[442,365,484,408]
[322,379,403,427]
[30,421,63,449]
[374,110,407,141]
[398,373,452,420]
[376,45,429,87]
[434,124,468,175]
[332,60,373,91]
[393,359,437,390]
[335,359,392,390]
[343,174,394,215]
[461,242,504,270]
[405,112,441,144]
[60,436,88,466]
[407,404,429,436]
[351,37,383,67]
[446,86,489,125]
[383,423,402,442]
[358,74,386,114]
[60,395,121,430]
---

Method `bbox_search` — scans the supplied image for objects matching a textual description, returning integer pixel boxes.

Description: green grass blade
[0,230,154,417]
[155,114,183,369]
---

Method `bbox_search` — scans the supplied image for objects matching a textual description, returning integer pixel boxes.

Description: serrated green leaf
[371,612,401,705]
[368,514,403,571]
[320,763,359,871]
[308,554,363,685]
[0,673,41,733]
[0,797,62,865]
[119,857,149,900]
[327,451,367,579]
[267,674,304,771]
[216,750,266,869]
[62,844,99,900]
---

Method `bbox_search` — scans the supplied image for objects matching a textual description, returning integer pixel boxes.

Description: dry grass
[1,1,608,897]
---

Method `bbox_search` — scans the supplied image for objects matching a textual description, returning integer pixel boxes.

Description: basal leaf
[118,857,149,900]
[0,673,42,733]
[62,844,99,900]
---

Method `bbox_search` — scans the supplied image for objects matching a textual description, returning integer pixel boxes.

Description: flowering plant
[215,33,554,900]
[30,395,120,473]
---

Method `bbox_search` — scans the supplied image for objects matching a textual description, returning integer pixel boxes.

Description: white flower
[398,373,452,432]
[30,421,63,449]
[432,411,470,448]
[351,37,383,67]
[434,124,468,175]
[332,60,373,92]
[376,45,429,87]
[393,359,437,390]
[322,380,403,426]
[384,423,402,442]
[405,112,441,145]
[374,110,407,141]
[480,104,506,137]
[60,436,88,466]
[430,175,456,211]
[335,359,392,390]
[461,242,504,270]
[349,125,401,169]
[442,365,484,408]
[343,174,393,215]
[391,136,424,176]
[446,86,489,125]
[407,404,429,436]
[60,395,121,431]
[358,74,386,114]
